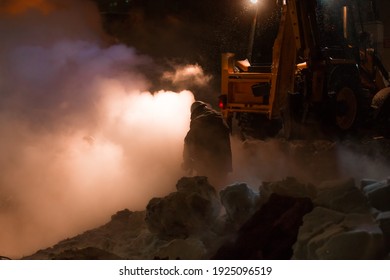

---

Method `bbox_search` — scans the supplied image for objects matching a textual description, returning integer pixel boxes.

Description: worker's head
[190,101,208,114]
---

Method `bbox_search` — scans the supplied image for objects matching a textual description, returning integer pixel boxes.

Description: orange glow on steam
[0,0,56,15]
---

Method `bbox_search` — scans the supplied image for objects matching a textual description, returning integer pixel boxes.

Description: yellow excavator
[219,0,389,139]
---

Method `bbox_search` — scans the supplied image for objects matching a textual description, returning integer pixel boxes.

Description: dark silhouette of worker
[182,101,232,187]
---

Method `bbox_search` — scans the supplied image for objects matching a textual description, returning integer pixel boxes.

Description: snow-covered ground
[20,139,390,260]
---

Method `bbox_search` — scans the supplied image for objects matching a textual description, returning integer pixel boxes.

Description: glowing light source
[0,0,55,15]
[247,0,259,62]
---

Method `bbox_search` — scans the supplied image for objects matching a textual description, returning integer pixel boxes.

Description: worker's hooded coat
[183,106,232,179]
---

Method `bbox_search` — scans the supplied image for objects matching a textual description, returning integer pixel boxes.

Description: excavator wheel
[335,86,358,130]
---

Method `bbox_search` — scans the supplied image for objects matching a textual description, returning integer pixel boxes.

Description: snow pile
[23,177,226,260]
[220,183,260,227]
[292,178,389,259]
[21,174,390,260]
[293,207,384,259]
[362,178,390,212]
[145,176,220,239]
[363,178,390,254]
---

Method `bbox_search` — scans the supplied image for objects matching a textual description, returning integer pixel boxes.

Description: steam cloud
[0,0,198,258]
[162,64,213,88]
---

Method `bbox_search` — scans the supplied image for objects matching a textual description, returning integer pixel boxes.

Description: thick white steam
[162,64,213,87]
[0,0,194,258]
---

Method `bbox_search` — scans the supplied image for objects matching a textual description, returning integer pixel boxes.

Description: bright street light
[247,0,259,62]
